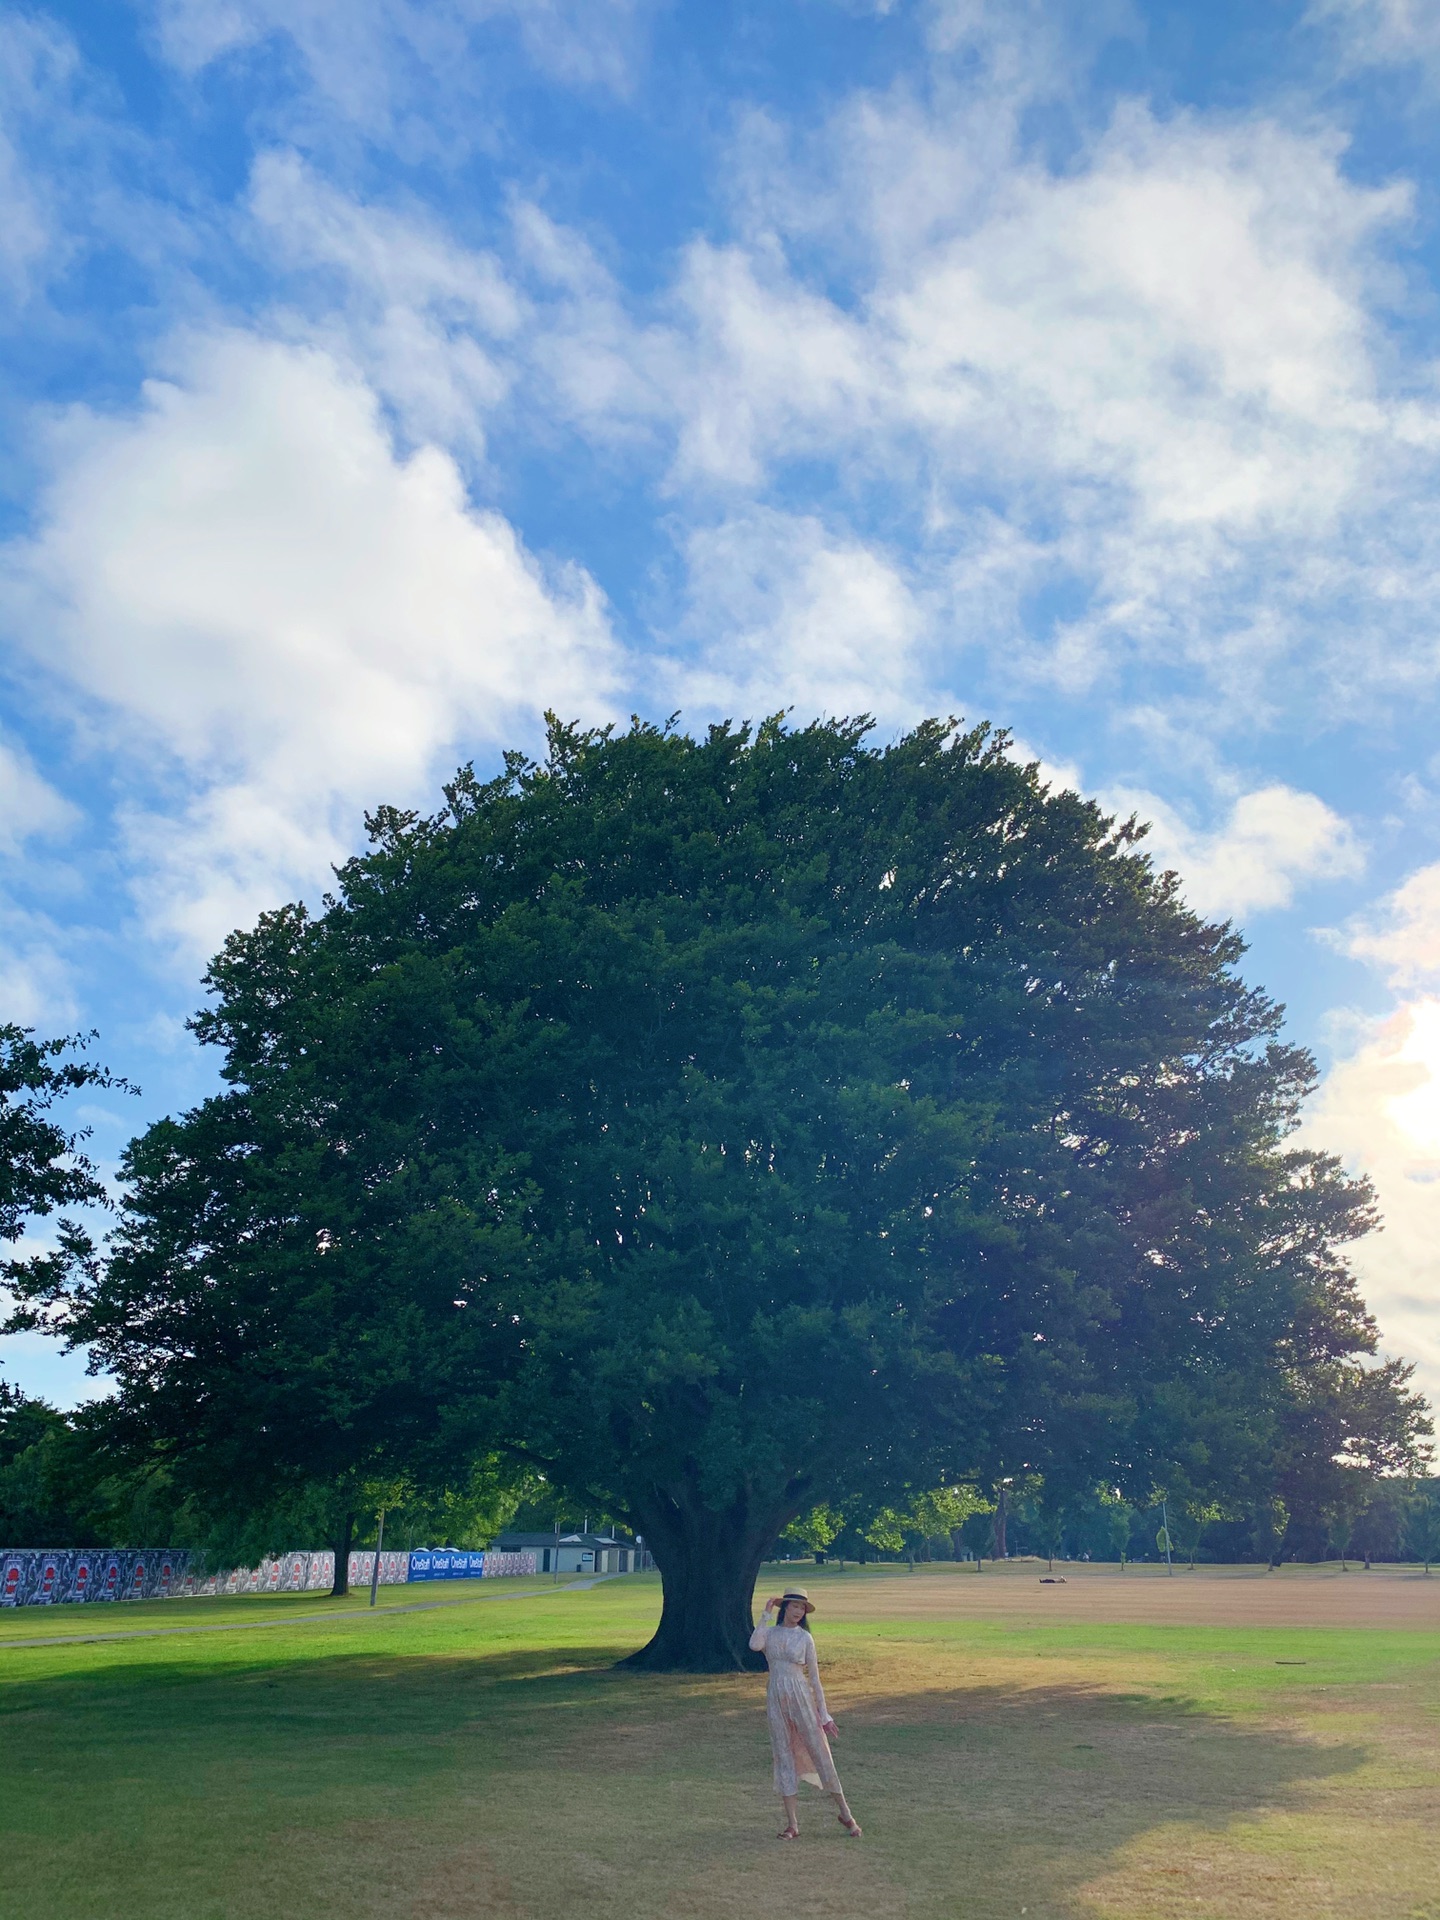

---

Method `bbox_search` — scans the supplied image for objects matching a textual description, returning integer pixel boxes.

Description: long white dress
[748,1620,843,1796]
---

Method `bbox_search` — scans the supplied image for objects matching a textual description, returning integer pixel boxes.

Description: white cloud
[1110,783,1365,920]
[665,510,942,728]
[664,101,1412,508]
[1341,860,1440,987]
[143,52,1440,751]
[0,741,77,855]
[1307,998,1440,1409]
[0,894,77,1027]
[0,732,82,1029]
[2,329,622,957]
[542,94,1440,720]
[1310,860,1440,1405]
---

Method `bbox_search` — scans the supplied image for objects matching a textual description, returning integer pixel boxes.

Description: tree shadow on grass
[0,1643,1369,1920]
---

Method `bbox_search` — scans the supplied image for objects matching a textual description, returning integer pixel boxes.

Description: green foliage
[14,716,1430,1661]
[0,1384,83,1545]
[1401,1480,1440,1571]
[1350,1479,1407,1565]
[0,1026,128,1296]
[907,1485,990,1538]
[782,1502,844,1556]
[1165,1502,1216,1567]
[0,1387,198,1549]
[385,1460,543,1550]
[858,1507,909,1555]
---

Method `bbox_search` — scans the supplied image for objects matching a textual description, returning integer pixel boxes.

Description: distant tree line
[0,1380,547,1569]
[774,1476,1440,1572]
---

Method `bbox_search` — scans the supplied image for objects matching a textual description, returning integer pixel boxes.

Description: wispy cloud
[639,100,1432,720]
[248,149,522,454]
[1340,860,1440,986]
[0,740,77,857]
[145,0,653,137]
[662,509,942,728]
[1308,0,1440,85]
[0,893,78,1027]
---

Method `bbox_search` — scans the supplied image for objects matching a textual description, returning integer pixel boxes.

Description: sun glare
[1386,999,1440,1159]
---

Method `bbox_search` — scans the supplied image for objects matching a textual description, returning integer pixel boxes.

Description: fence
[1,1548,191,1607]
[1,1545,539,1605]
[346,1549,410,1588]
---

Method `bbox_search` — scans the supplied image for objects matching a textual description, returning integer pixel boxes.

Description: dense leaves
[15,717,1428,1663]
[0,1025,124,1293]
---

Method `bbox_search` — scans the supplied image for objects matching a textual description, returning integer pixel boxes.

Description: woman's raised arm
[749,1597,780,1652]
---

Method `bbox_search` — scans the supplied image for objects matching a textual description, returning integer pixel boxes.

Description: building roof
[490,1531,634,1549]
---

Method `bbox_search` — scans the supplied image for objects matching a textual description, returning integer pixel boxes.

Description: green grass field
[3,1561,1439,1918]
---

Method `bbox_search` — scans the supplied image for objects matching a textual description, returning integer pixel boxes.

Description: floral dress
[748,1620,843,1796]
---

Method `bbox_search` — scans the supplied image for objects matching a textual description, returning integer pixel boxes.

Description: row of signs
[1,1545,540,1605]
[346,1550,411,1587]
[1,1548,191,1608]
[199,1552,334,1596]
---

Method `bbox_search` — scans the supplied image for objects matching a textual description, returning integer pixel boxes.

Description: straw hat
[778,1587,816,1614]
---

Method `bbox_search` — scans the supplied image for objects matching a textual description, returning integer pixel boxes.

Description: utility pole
[1160,1499,1174,1577]
[369,1509,386,1608]
[553,1512,561,1584]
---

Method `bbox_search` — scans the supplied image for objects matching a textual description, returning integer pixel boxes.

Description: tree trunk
[621,1492,775,1671]
[330,1511,355,1597]
[992,1484,1008,1560]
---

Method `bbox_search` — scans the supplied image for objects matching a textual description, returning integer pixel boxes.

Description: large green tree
[15,718,1427,1664]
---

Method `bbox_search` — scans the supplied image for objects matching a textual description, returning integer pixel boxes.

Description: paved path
[0,1573,626,1652]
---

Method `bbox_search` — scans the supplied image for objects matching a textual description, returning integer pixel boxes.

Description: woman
[749,1588,862,1840]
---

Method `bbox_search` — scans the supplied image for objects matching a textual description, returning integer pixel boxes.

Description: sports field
[3,1561,1438,1919]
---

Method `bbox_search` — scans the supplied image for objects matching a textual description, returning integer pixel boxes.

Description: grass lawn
[3,1560,1439,1918]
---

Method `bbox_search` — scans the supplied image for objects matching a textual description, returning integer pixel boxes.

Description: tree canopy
[15,717,1428,1664]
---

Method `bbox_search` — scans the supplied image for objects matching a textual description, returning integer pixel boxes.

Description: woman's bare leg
[778,1793,799,1836]
[831,1790,861,1835]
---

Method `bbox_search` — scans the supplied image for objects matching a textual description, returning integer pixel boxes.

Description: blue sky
[4,0,1440,1408]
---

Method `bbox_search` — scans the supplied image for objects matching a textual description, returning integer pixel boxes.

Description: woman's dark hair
[780,1595,812,1634]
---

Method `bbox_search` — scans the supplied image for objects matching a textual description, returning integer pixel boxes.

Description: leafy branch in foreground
[2,1025,131,1305]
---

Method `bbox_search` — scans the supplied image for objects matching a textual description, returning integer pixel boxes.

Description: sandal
[839,1815,862,1838]
[777,1825,800,1840]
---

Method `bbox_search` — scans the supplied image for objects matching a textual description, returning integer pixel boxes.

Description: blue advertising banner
[406,1549,488,1581]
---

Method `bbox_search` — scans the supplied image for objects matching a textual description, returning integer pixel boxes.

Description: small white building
[490,1531,652,1575]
